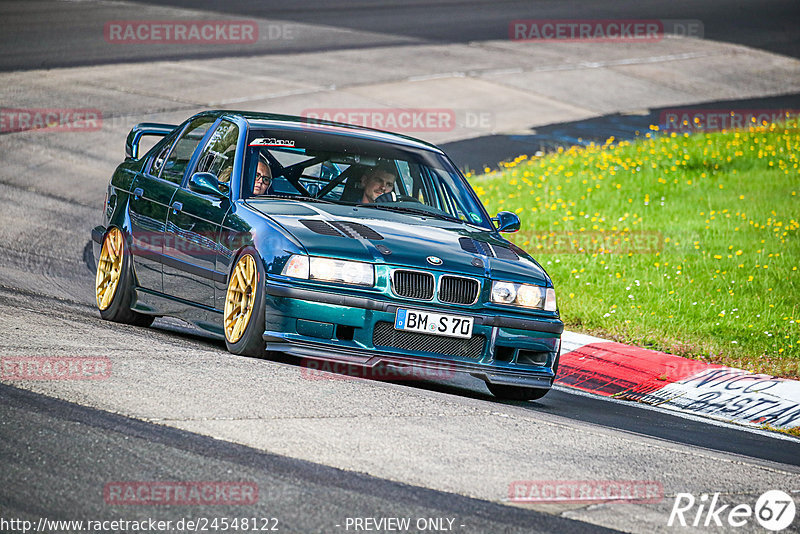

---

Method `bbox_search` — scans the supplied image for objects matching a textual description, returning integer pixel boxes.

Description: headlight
[282,255,309,279]
[310,257,374,286]
[282,255,374,287]
[490,281,517,304]
[491,281,557,311]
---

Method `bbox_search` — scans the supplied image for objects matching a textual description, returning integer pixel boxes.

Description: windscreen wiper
[259,194,337,204]
[356,203,463,223]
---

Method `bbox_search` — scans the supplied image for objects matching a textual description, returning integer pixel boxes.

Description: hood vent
[300,219,383,240]
[490,244,519,260]
[459,237,519,260]
[458,237,492,256]
[330,221,383,240]
[300,219,345,237]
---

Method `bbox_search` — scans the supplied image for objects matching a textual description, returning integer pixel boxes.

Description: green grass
[761,423,800,438]
[468,122,800,377]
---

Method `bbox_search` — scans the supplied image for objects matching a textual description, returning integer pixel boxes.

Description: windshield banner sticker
[249,137,296,147]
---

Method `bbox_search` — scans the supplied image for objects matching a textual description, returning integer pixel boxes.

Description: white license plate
[394,309,474,339]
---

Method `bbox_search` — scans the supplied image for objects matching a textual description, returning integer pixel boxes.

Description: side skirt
[133,287,225,339]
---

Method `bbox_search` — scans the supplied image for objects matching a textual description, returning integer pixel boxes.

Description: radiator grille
[438,276,480,305]
[373,322,485,359]
[392,270,434,300]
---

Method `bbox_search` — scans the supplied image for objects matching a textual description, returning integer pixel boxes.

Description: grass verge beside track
[469,122,799,377]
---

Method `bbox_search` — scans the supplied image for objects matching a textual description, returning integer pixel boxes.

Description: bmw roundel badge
[426,256,443,265]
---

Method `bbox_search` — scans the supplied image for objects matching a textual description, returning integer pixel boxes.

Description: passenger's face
[254,161,271,195]
[361,171,395,203]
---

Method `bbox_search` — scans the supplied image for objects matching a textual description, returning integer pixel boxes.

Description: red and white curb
[556,331,800,431]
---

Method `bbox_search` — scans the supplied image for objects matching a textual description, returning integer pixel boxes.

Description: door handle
[133,187,143,200]
[171,201,183,214]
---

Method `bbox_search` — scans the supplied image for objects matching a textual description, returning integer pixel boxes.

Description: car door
[128,116,216,294]
[127,131,180,292]
[162,119,238,310]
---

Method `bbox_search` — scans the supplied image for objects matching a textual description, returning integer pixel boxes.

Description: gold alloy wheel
[224,254,258,344]
[95,227,124,311]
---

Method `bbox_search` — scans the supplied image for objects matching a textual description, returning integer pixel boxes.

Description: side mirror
[492,211,521,233]
[188,172,226,197]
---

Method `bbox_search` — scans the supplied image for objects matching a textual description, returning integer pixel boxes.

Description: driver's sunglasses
[255,173,271,183]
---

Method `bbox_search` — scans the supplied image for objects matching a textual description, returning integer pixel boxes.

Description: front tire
[224,248,266,357]
[487,383,549,401]
[95,227,154,327]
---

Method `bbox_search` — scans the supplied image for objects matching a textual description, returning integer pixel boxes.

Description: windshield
[243,128,492,229]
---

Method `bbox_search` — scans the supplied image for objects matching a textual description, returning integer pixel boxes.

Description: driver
[359,167,396,203]
[253,154,273,195]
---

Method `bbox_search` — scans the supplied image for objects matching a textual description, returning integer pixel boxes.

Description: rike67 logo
[668,490,796,531]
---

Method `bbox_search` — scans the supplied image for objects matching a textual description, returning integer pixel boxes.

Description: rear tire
[487,383,549,401]
[224,248,267,357]
[95,227,154,327]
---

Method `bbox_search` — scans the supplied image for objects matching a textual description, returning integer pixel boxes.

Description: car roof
[205,110,445,154]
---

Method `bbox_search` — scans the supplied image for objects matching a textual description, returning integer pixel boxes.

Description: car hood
[247,200,550,285]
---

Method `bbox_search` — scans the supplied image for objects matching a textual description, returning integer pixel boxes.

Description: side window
[423,167,469,221]
[159,117,215,184]
[149,134,176,177]
[407,162,433,204]
[195,121,239,186]
[395,161,413,196]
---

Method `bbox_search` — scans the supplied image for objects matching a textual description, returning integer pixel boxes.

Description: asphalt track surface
[2,1,800,533]
[1,384,614,534]
[1,0,798,71]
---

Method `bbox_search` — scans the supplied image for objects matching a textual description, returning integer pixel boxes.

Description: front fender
[218,202,306,282]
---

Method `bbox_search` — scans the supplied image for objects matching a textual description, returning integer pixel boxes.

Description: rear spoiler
[125,123,176,160]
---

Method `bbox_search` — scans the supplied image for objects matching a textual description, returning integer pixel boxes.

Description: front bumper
[263,282,562,389]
